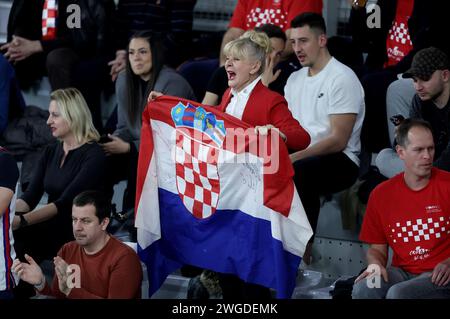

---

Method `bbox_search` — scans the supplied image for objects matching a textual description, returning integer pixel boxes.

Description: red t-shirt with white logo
[385,0,414,67]
[229,0,323,32]
[360,168,450,274]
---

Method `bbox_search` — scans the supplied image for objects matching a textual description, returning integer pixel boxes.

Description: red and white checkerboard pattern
[42,0,58,40]
[388,22,412,46]
[175,132,220,219]
[391,217,450,243]
[246,8,288,30]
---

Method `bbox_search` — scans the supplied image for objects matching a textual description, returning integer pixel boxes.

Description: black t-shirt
[206,66,228,105]
[411,95,450,158]
[18,141,106,258]
[21,141,106,213]
[139,77,150,96]
[269,54,301,96]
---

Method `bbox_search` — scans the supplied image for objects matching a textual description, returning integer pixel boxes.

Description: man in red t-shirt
[219,0,323,65]
[353,119,450,298]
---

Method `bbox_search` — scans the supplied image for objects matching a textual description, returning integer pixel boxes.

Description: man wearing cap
[375,47,450,178]
[353,118,450,299]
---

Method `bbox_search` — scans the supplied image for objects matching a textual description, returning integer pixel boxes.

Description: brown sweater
[40,236,142,299]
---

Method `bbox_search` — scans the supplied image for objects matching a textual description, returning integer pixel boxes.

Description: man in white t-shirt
[285,13,365,262]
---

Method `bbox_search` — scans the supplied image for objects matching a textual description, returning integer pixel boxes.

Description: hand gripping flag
[135,96,313,298]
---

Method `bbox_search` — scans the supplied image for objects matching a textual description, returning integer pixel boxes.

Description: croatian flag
[135,96,313,298]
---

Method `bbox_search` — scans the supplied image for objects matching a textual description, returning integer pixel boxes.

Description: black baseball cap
[403,47,449,81]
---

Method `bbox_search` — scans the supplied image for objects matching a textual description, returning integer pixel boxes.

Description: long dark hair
[125,31,165,124]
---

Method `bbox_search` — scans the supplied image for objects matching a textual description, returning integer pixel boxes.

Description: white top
[284,57,365,165]
[226,76,261,120]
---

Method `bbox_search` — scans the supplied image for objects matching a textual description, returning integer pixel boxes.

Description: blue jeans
[352,266,450,299]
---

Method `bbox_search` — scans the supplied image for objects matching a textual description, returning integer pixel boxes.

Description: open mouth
[227,71,236,81]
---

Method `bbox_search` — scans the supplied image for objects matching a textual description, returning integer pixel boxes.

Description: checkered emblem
[390,217,450,244]
[246,8,288,30]
[42,0,58,40]
[175,131,220,219]
[388,22,412,46]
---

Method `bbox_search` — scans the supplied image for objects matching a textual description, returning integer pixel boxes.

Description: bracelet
[34,278,46,291]
[19,214,29,228]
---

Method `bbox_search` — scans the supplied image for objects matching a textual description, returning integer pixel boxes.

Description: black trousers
[218,273,272,300]
[12,52,46,90]
[103,147,139,212]
[293,152,359,238]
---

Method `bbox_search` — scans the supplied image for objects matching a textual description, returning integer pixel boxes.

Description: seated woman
[200,30,311,299]
[0,146,19,300]
[101,31,196,212]
[13,88,106,262]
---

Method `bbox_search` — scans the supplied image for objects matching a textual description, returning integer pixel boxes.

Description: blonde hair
[50,88,100,144]
[223,30,271,75]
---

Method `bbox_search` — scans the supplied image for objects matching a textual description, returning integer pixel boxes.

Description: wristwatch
[19,214,29,228]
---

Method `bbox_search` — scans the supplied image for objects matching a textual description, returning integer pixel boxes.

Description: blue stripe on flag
[138,188,301,298]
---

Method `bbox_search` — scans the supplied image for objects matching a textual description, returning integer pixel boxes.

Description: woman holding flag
[143,30,313,299]
[215,30,311,299]
[219,30,310,151]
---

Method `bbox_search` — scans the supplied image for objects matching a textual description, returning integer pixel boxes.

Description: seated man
[12,190,142,299]
[350,0,450,153]
[376,47,450,178]
[0,146,19,300]
[353,119,450,299]
[285,13,365,261]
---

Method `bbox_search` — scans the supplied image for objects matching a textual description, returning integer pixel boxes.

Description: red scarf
[42,0,58,40]
[385,0,414,67]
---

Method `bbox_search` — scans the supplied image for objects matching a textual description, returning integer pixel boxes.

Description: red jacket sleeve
[268,95,310,152]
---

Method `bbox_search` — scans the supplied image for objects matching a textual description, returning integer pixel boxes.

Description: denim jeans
[352,266,450,299]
